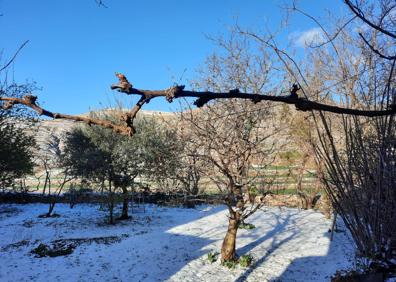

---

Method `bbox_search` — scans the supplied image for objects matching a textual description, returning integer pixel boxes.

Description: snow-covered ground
[0,203,354,282]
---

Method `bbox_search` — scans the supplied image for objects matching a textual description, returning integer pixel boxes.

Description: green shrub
[239,254,254,267]
[248,186,259,197]
[239,222,256,230]
[207,251,219,263]
[222,259,238,269]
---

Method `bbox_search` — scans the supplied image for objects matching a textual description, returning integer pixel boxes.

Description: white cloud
[291,27,325,48]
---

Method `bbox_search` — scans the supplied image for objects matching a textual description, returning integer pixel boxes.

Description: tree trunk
[48,202,55,217]
[109,197,114,224]
[42,171,49,195]
[221,182,245,262]
[99,179,105,210]
[108,180,114,225]
[119,187,130,220]
[221,215,240,262]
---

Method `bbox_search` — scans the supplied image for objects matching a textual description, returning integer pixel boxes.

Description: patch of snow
[0,204,354,281]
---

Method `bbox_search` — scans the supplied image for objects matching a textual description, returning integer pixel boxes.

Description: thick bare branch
[0,95,135,136]
[111,74,396,117]
[1,71,395,139]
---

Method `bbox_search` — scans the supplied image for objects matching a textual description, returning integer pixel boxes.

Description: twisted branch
[111,75,396,117]
[0,95,136,136]
[1,72,395,139]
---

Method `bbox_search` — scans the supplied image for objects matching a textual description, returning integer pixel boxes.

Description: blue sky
[1,0,346,114]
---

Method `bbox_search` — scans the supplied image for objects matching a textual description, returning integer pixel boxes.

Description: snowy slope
[0,204,354,282]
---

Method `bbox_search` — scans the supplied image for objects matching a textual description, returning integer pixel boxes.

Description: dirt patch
[32,243,74,257]
[1,240,34,252]
[31,234,129,258]
[38,213,61,218]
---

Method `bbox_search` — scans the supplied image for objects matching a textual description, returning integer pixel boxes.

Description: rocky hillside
[32,110,177,148]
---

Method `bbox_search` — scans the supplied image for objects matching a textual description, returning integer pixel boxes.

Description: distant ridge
[30,109,178,149]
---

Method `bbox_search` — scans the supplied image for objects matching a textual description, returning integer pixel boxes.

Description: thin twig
[0,40,29,73]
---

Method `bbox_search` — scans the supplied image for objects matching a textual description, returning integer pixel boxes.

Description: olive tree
[137,116,204,202]
[63,111,145,223]
[0,84,36,191]
[0,118,35,190]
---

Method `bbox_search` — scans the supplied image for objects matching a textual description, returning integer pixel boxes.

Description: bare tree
[36,132,75,217]
[180,35,282,262]
[183,99,276,261]
[242,0,396,270]
[284,110,325,210]
[312,1,396,267]
[0,0,394,270]
[176,138,203,197]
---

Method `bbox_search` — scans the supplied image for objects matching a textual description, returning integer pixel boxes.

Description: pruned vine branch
[0,94,135,136]
[1,73,395,137]
[110,75,396,117]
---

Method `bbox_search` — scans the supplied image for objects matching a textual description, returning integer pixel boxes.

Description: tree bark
[119,186,130,220]
[109,198,114,224]
[221,214,240,261]
[42,171,49,195]
[47,202,55,217]
[99,179,105,210]
[108,180,114,225]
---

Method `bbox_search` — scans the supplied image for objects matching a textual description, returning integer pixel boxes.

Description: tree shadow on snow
[1,203,353,282]
[235,213,353,282]
[121,204,226,282]
[0,203,226,282]
[235,210,299,282]
[274,222,353,281]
